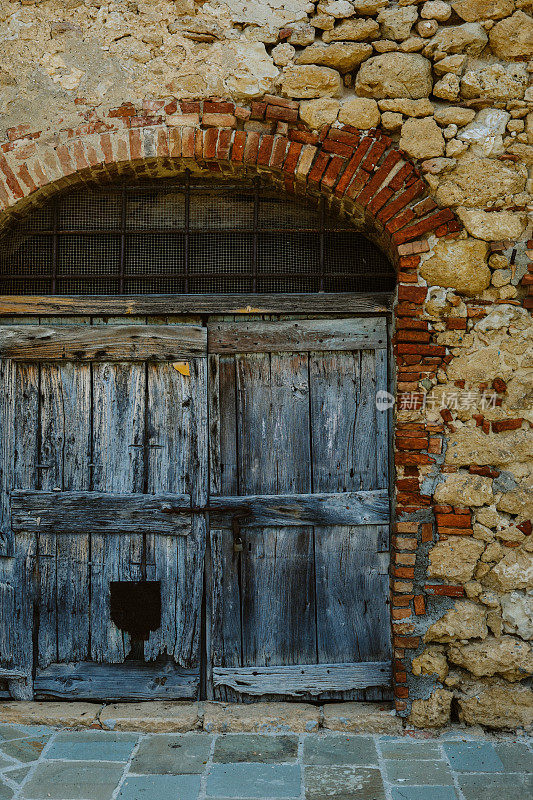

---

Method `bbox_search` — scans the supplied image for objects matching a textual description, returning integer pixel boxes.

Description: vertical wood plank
[0,360,14,557]
[40,363,91,665]
[91,362,145,663]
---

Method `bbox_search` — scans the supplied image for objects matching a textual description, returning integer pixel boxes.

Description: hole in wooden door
[110,581,161,641]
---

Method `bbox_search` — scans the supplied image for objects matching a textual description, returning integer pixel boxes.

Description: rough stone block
[322,702,402,734]
[202,701,320,733]
[0,702,101,729]
[99,702,200,732]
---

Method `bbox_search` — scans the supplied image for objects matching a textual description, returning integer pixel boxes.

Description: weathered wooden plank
[0,293,393,317]
[209,318,387,353]
[0,325,206,361]
[315,527,391,665]
[91,362,145,664]
[11,489,389,532]
[35,661,198,700]
[213,661,391,696]
[0,359,14,556]
[39,363,92,666]
[0,668,27,679]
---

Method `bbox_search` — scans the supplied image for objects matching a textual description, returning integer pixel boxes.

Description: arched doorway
[0,176,394,702]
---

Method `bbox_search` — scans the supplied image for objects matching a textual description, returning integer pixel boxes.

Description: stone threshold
[0,700,402,734]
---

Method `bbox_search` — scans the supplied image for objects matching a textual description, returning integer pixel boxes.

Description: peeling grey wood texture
[0,293,392,317]
[209,318,387,353]
[213,662,392,696]
[35,661,198,700]
[11,489,389,533]
[0,325,206,361]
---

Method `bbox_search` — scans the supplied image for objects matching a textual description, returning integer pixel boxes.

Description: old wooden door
[207,316,391,701]
[0,314,390,701]
[0,322,208,699]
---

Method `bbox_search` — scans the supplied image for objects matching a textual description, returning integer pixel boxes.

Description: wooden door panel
[209,315,391,701]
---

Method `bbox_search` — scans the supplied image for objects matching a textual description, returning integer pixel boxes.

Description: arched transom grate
[0,178,395,296]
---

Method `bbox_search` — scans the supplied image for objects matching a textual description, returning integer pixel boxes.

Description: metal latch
[160,503,252,555]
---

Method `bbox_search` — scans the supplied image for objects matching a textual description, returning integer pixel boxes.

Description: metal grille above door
[0,178,395,296]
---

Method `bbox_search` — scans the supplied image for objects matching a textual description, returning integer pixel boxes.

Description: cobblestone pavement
[0,723,531,800]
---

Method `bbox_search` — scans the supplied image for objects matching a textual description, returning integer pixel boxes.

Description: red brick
[396,478,420,492]
[385,207,415,235]
[388,162,414,191]
[357,149,402,207]
[321,155,345,190]
[262,94,299,110]
[492,378,507,393]
[204,100,235,114]
[265,105,299,123]
[308,151,330,185]
[378,180,425,223]
[250,101,266,120]
[257,134,275,166]
[216,128,233,160]
[469,465,500,478]
[243,132,260,164]
[360,137,389,171]
[270,136,289,169]
[420,523,433,543]
[395,453,433,466]
[180,100,200,113]
[491,418,523,433]
[397,343,445,356]
[327,128,360,146]
[203,127,219,160]
[393,208,455,245]
[413,595,426,615]
[397,437,429,450]
[398,285,427,304]
[446,317,467,330]
[334,136,373,195]
[436,513,471,528]
[322,138,353,158]
[367,186,394,215]
[289,129,320,145]
[345,169,370,199]
[394,685,409,698]
[109,103,136,118]
[394,635,420,649]
[202,112,236,128]
[231,130,246,162]
[283,141,303,174]
[396,330,431,342]
[425,584,465,597]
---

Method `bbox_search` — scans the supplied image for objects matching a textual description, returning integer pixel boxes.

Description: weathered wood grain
[0,325,206,361]
[34,661,198,700]
[11,489,389,532]
[0,359,14,556]
[91,362,145,664]
[209,318,387,353]
[213,661,392,696]
[0,293,393,317]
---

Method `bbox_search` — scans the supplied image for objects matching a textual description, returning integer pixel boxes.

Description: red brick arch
[0,98,461,260]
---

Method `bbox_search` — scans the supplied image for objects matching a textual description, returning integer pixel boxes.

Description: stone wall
[0,0,531,730]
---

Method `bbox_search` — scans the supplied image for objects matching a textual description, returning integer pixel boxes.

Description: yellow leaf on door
[172,361,190,376]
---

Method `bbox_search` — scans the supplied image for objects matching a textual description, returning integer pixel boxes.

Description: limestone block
[434,473,493,507]
[461,64,528,101]
[299,97,340,128]
[456,208,527,241]
[457,108,509,157]
[475,304,530,332]
[322,18,379,41]
[378,98,434,116]
[497,486,533,518]
[433,106,475,126]
[421,1,452,20]
[482,549,533,593]
[400,116,445,159]
[411,647,449,680]
[377,6,419,41]
[100,702,200,732]
[222,42,279,100]
[318,0,356,18]
[217,0,311,27]
[428,537,485,583]
[418,20,439,37]
[446,428,533,467]
[409,689,453,728]
[501,591,533,640]
[433,74,460,101]
[322,702,402,733]
[202,701,320,732]
[287,23,316,46]
[433,54,467,75]
[272,43,296,66]
[420,238,490,296]
[351,0,388,13]
[338,97,380,128]
[489,11,533,60]
[355,53,433,99]
[380,111,403,130]
[295,42,372,72]
[425,22,488,55]
[448,635,533,681]
[458,683,533,729]
[452,0,514,20]
[434,156,527,208]
[281,65,342,98]
[424,601,488,643]
[0,702,101,728]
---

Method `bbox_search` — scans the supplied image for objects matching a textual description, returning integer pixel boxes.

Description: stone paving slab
[0,722,530,800]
